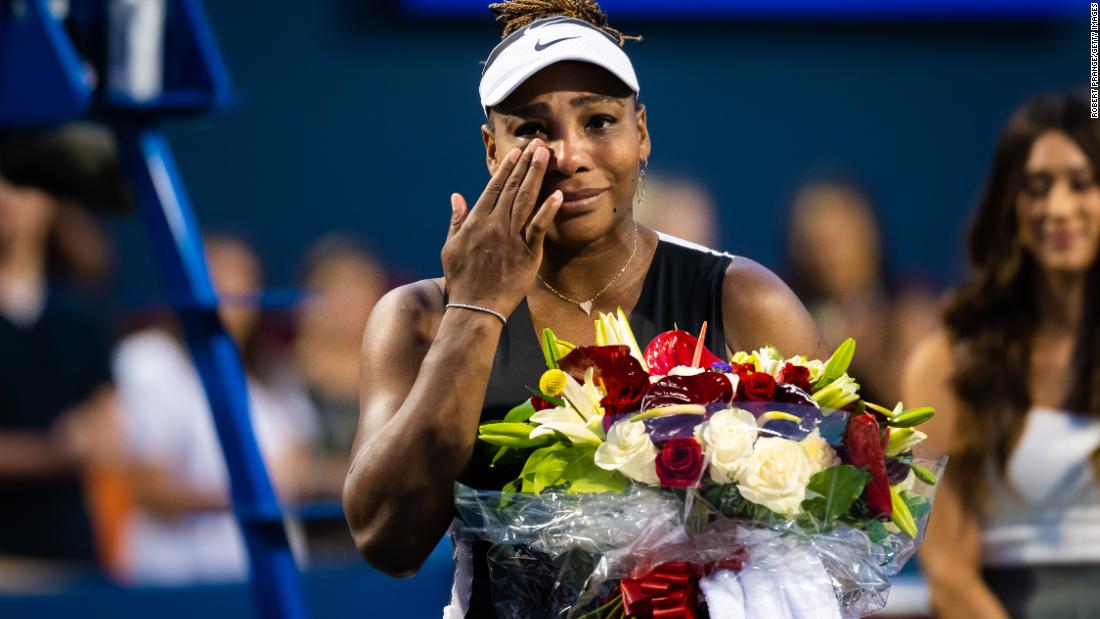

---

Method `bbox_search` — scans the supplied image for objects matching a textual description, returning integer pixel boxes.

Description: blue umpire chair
[0,0,304,615]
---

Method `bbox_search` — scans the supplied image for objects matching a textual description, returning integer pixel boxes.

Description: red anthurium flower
[737,372,776,401]
[641,373,734,410]
[656,438,705,488]
[644,330,722,375]
[558,345,649,415]
[843,413,892,518]
[777,363,813,393]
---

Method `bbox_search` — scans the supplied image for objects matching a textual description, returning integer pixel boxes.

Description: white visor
[479,16,640,114]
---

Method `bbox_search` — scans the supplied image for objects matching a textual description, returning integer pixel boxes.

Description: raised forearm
[344,310,503,575]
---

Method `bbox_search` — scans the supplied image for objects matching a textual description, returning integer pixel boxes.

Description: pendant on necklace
[579,300,594,315]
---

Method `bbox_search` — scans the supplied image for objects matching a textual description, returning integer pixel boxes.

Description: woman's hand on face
[441,139,563,316]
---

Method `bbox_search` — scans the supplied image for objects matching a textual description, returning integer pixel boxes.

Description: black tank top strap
[629,233,732,357]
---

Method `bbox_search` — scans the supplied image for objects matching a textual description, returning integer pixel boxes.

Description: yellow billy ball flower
[539,369,568,397]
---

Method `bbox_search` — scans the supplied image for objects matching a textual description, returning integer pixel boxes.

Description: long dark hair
[943,93,1100,508]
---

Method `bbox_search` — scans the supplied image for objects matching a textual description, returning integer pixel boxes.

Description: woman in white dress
[113,235,313,584]
[905,93,1100,618]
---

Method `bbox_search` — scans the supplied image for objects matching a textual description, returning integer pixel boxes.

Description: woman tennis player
[343,1,826,615]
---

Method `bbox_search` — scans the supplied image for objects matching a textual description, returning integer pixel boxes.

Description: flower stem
[575,594,623,619]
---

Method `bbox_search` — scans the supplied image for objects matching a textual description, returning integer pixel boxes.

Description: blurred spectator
[786,176,937,405]
[904,94,1100,617]
[52,203,115,295]
[291,236,387,560]
[295,236,387,494]
[113,234,314,585]
[633,172,720,248]
[0,125,126,574]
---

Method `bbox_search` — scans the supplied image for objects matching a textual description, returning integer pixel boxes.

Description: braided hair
[488,0,641,46]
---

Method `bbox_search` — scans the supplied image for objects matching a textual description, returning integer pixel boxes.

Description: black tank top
[450,235,733,617]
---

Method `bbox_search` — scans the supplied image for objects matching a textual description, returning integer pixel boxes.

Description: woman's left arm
[720,257,828,358]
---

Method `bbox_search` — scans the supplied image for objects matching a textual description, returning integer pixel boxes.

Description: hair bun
[488,0,640,46]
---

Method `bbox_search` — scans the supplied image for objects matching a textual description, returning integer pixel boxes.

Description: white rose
[737,437,816,516]
[799,429,840,473]
[594,419,659,485]
[695,408,758,483]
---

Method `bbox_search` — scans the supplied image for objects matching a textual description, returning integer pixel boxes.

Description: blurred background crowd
[0,0,1093,617]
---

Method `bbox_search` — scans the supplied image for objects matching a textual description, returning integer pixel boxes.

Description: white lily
[754,345,786,377]
[594,308,649,371]
[529,406,603,445]
[886,428,928,456]
[561,367,605,421]
[812,373,861,412]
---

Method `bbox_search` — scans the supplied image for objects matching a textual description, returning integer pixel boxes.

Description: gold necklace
[536,225,639,315]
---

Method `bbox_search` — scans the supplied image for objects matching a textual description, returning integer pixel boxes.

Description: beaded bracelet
[445,302,507,326]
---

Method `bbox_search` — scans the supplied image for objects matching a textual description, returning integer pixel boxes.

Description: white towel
[699,547,842,619]
[699,569,746,618]
[779,548,843,619]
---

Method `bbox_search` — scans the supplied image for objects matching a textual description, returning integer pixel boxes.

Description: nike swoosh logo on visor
[534,36,580,51]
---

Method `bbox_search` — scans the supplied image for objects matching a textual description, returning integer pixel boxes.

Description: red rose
[738,372,776,401]
[558,345,649,415]
[842,413,892,518]
[655,438,704,488]
[777,363,812,393]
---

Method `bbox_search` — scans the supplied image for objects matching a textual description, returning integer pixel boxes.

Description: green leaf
[567,464,628,494]
[503,399,538,423]
[800,465,872,528]
[814,337,856,389]
[513,443,628,495]
[701,484,746,518]
[518,443,570,493]
[865,519,890,544]
[523,386,565,408]
[901,490,932,520]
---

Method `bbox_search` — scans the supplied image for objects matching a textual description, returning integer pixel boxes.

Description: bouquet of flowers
[457,309,944,618]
